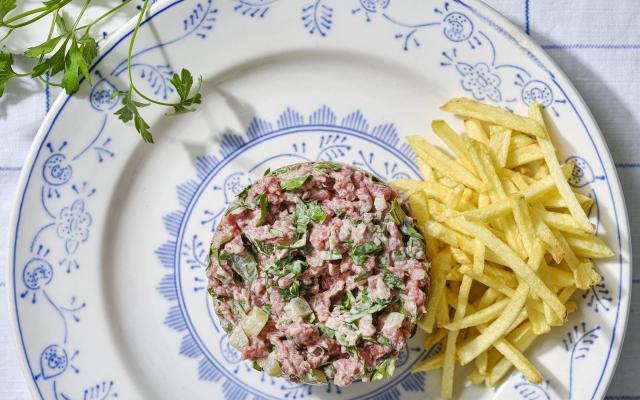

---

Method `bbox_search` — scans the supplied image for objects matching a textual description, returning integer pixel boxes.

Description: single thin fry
[444,298,510,330]
[412,352,445,372]
[408,135,484,191]
[477,288,501,309]
[563,232,614,258]
[489,126,512,168]
[509,194,536,255]
[460,265,515,297]
[418,250,452,333]
[432,120,476,173]
[436,290,452,327]
[527,240,545,271]
[510,132,536,150]
[424,328,448,349]
[476,351,488,376]
[465,118,490,144]
[441,98,545,137]
[457,284,529,365]
[528,103,593,232]
[473,239,485,274]
[451,247,472,265]
[535,208,592,235]
[463,201,510,222]
[553,228,596,289]
[547,266,575,288]
[532,212,565,263]
[447,184,466,210]
[526,298,550,335]
[506,143,544,168]
[416,156,436,181]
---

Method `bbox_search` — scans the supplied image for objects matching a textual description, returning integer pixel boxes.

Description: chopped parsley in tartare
[206,162,430,387]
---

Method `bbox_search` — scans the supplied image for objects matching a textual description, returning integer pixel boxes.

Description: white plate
[8,0,631,399]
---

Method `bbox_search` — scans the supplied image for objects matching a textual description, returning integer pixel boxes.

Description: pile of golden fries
[391,98,614,399]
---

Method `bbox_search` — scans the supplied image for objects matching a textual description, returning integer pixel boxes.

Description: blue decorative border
[9,0,628,399]
[157,106,431,399]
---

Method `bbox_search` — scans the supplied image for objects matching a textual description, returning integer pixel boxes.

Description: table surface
[1,0,639,399]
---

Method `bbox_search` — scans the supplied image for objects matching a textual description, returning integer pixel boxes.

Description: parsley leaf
[168,68,202,114]
[307,201,327,223]
[334,209,346,218]
[272,166,289,175]
[30,44,66,78]
[319,250,343,261]
[295,201,310,233]
[0,0,16,20]
[390,200,406,226]
[348,241,382,266]
[114,89,153,143]
[377,336,392,346]
[280,174,311,191]
[61,36,91,93]
[255,194,268,226]
[0,52,17,97]
[318,324,336,339]
[24,36,64,58]
[54,12,69,36]
[401,223,424,240]
[78,31,98,64]
[312,161,342,171]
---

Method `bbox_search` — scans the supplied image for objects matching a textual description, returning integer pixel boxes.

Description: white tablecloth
[1,0,639,398]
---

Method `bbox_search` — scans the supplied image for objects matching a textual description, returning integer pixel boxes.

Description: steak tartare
[206,162,430,387]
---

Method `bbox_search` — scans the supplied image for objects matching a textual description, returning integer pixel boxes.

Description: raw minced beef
[206,162,430,387]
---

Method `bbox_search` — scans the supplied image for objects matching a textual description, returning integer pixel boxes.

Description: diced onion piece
[383,312,405,331]
[301,368,329,385]
[285,297,313,318]
[229,326,249,350]
[242,307,269,337]
[259,352,282,377]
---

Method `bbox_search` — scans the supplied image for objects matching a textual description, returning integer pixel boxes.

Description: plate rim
[6,0,632,399]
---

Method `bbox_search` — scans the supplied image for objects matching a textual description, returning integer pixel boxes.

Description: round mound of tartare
[206,162,430,387]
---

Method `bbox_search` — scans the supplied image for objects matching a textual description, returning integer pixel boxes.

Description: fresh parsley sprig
[0,0,202,142]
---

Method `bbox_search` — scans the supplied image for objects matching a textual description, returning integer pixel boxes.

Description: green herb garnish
[307,201,327,224]
[334,209,347,218]
[227,253,258,284]
[255,194,268,226]
[348,241,382,266]
[269,229,284,238]
[313,161,342,171]
[401,223,424,240]
[318,324,336,339]
[252,361,263,372]
[370,356,395,381]
[272,166,290,175]
[0,0,202,142]
[237,185,252,201]
[377,336,392,346]
[280,174,311,191]
[390,200,406,226]
[319,250,343,261]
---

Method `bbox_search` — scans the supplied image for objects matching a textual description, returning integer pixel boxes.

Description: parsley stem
[2,0,73,29]
[78,0,133,32]
[126,0,182,107]
[38,75,64,87]
[0,28,13,45]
